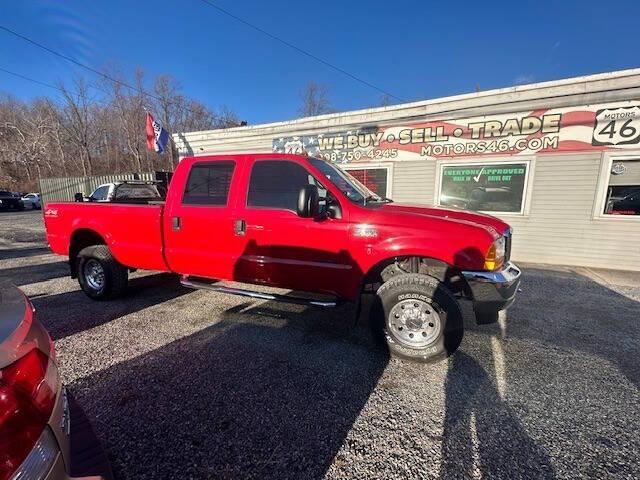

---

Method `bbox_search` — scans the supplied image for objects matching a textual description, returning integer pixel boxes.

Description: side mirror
[74,192,84,202]
[297,185,319,218]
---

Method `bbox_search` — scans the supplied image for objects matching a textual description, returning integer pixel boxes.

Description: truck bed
[44,202,170,272]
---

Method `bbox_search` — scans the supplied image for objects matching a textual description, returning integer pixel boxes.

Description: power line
[197,0,404,102]
[0,66,61,92]
[0,24,206,118]
[0,66,188,135]
[0,66,121,109]
[0,25,156,98]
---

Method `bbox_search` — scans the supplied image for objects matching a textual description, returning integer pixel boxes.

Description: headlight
[484,236,506,271]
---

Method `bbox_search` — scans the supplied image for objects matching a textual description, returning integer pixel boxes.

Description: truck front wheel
[376,274,463,363]
[77,245,128,300]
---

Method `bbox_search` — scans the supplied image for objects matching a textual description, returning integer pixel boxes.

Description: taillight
[0,348,58,480]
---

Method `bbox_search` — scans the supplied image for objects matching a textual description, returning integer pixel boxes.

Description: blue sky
[1,0,639,125]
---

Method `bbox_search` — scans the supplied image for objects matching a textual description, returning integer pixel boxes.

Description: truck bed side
[44,202,170,272]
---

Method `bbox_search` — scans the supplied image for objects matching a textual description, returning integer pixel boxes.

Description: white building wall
[173,70,640,272]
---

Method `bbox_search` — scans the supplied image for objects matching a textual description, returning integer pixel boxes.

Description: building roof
[173,68,640,155]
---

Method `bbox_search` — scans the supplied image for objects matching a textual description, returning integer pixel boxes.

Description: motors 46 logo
[592,106,640,146]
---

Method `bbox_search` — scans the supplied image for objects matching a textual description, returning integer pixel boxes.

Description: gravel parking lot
[1,209,639,479]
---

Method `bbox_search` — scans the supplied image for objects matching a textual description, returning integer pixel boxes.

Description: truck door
[163,159,243,280]
[233,158,356,299]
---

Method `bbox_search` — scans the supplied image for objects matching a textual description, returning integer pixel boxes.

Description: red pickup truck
[44,153,521,362]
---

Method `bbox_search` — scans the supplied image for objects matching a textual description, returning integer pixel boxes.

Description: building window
[343,167,389,198]
[603,159,640,215]
[183,161,235,205]
[439,162,529,213]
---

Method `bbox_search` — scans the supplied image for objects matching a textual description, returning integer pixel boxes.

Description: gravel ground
[1,209,639,479]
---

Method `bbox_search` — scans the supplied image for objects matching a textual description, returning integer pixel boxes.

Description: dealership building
[174,69,640,272]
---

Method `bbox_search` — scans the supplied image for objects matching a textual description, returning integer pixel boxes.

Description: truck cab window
[183,162,235,205]
[248,160,320,211]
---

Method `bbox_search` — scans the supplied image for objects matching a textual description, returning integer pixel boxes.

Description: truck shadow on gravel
[440,266,640,479]
[32,273,194,340]
[59,266,639,479]
[68,301,388,480]
[504,266,640,388]
[0,245,51,260]
[440,351,556,479]
[0,260,69,286]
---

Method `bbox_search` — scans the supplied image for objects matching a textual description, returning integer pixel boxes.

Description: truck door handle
[172,216,181,231]
[234,219,246,236]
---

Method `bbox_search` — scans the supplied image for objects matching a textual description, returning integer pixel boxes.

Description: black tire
[375,273,463,363]
[77,245,128,300]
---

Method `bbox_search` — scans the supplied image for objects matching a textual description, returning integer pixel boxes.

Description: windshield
[307,157,386,205]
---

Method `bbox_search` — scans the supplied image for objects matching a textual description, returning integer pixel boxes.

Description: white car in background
[86,181,163,203]
[21,192,41,210]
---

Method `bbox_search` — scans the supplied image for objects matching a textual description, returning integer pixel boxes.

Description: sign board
[272,101,640,163]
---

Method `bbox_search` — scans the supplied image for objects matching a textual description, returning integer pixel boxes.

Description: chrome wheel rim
[84,259,105,290]
[388,299,442,348]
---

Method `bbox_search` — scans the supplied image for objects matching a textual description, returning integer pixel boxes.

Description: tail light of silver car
[0,298,59,480]
[7,428,59,480]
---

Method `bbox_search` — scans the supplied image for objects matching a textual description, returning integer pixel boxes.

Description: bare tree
[0,98,54,183]
[57,77,99,176]
[0,66,239,191]
[153,74,182,170]
[298,81,331,117]
[46,99,70,176]
[379,94,395,107]
[216,105,241,128]
[104,68,148,173]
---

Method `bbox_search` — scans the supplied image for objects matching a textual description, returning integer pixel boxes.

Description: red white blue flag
[146,112,169,154]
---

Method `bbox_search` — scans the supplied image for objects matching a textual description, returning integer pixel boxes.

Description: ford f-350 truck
[44,153,521,362]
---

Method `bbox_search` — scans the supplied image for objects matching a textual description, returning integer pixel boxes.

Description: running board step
[180,277,339,308]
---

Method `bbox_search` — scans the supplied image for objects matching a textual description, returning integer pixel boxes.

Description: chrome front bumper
[461,262,522,324]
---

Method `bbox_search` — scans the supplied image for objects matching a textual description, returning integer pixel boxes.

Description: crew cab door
[233,158,356,299]
[163,158,243,280]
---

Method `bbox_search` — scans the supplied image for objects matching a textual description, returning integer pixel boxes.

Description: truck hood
[376,202,509,238]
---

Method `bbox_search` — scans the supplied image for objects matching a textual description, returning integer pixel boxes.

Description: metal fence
[39,172,156,206]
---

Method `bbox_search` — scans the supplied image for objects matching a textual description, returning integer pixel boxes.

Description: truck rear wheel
[376,273,463,363]
[77,245,128,300]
